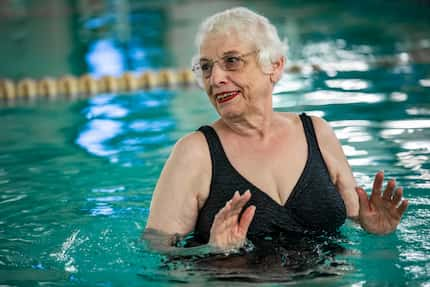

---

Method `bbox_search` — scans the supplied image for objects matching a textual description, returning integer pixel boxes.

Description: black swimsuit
[194,113,346,243]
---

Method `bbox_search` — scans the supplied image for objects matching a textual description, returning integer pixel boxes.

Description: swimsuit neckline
[206,116,312,208]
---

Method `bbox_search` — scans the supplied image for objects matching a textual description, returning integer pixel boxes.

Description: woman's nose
[209,62,228,85]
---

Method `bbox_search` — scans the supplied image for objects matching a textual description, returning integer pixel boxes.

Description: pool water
[1,0,430,286]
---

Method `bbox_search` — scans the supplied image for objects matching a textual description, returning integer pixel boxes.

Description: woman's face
[199,33,273,120]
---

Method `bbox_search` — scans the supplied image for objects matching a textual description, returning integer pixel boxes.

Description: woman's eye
[200,62,211,71]
[224,56,240,64]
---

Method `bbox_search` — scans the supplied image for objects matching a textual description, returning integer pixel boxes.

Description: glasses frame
[192,50,259,81]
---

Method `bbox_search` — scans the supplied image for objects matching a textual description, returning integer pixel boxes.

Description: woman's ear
[270,56,286,83]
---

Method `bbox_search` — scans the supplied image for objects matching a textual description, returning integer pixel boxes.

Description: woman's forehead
[199,33,254,58]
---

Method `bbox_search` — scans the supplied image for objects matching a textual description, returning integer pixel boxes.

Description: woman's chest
[222,136,308,205]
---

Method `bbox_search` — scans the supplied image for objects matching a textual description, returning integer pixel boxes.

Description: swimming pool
[1,0,429,286]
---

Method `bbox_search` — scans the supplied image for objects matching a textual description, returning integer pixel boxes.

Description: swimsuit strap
[299,113,331,175]
[299,113,319,154]
[197,125,232,183]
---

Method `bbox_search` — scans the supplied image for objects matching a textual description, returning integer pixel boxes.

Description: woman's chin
[217,99,243,118]
[219,108,244,121]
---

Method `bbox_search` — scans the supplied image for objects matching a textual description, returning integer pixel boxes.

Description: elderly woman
[144,7,408,255]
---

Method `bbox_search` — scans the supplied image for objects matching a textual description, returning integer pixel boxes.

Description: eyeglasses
[192,50,258,79]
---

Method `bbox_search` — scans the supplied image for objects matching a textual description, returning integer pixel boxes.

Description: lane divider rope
[0,69,196,101]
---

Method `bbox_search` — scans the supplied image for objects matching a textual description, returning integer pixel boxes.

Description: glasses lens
[222,56,243,71]
[199,61,212,78]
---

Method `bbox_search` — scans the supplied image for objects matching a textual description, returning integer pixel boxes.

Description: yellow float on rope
[37,78,58,98]
[138,71,159,89]
[158,69,178,87]
[17,78,37,99]
[177,69,195,85]
[119,72,138,92]
[79,74,98,96]
[99,75,119,93]
[0,79,16,101]
[58,75,79,98]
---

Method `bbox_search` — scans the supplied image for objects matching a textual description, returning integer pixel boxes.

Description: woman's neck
[218,102,276,140]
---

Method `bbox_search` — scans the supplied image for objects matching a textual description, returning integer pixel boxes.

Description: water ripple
[407,107,430,116]
[382,120,430,129]
[303,41,370,75]
[0,194,27,205]
[76,119,123,157]
[304,91,384,105]
[325,79,370,90]
[92,186,125,193]
[419,79,430,87]
[334,126,372,143]
[85,104,129,119]
[88,196,125,202]
[129,118,175,132]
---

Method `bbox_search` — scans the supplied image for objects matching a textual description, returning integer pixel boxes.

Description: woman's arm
[143,132,214,255]
[311,116,408,234]
[143,191,255,256]
[145,132,209,236]
[310,116,359,218]
[144,131,255,256]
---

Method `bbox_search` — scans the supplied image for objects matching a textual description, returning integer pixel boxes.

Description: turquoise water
[1,0,430,286]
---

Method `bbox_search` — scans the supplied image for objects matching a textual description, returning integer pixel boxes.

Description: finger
[238,205,256,234]
[382,179,396,200]
[220,192,247,224]
[217,191,252,227]
[239,189,251,201]
[229,190,252,214]
[215,199,232,223]
[397,200,409,216]
[356,187,371,213]
[392,187,403,205]
[228,190,243,206]
[232,190,240,201]
[224,199,239,224]
[371,171,384,199]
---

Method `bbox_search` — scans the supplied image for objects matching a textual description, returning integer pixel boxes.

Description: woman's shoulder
[171,129,210,163]
[278,112,332,130]
[277,111,306,127]
[300,114,345,166]
[305,114,337,141]
[277,112,336,141]
[277,111,300,121]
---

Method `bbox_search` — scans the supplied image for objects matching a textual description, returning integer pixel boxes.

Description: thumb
[356,187,370,213]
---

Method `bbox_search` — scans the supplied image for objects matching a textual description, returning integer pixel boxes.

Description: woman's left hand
[356,171,409,235]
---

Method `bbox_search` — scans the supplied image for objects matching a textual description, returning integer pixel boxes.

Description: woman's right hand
[208,190,256,250]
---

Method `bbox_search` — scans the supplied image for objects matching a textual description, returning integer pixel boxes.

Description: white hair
[193,7,287,84]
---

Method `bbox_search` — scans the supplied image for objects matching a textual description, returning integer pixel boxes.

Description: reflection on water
[325,79,370,90]
[76,90,176,164]
[304,91,384,105]
[77,118,123,156]
[86,39,126,77]
[302,41,370,76]
[333,124,372,143]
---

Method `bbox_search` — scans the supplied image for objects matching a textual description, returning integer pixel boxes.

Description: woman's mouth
[216,91,240,104]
